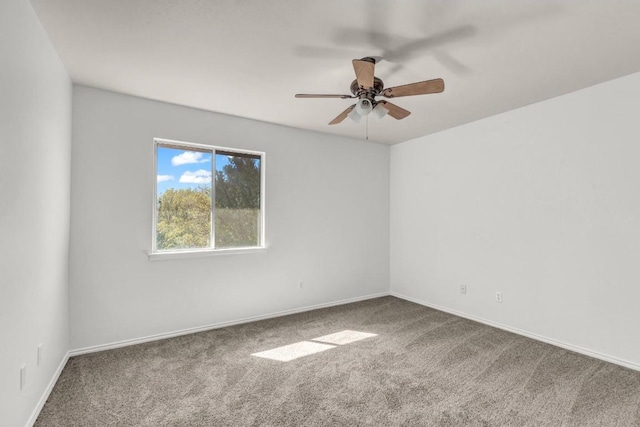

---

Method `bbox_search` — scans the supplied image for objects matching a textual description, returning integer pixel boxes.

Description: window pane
[215,152,261,248]
[156,146,212,250]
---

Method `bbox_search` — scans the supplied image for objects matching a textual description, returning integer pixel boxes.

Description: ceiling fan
[295,57,444,125]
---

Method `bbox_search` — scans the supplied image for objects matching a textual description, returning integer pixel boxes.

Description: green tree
[215,156,261,209]
[215,156,261,247]
[157,187,211,250]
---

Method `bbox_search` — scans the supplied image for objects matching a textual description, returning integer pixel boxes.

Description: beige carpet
[36,297,640,426]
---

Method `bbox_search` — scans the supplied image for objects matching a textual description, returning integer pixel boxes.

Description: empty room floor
[36,297,640,426]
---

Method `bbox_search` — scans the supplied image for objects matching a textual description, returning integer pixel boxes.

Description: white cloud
[157,174,175,183]
[171,151,210,166]
[179,169,212,184]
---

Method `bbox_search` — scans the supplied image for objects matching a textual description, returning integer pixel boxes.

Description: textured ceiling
[30,0,640,145]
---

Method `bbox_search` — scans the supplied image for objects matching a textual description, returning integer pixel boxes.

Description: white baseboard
[70,292,391,357]
[25,290,638,426]
[390,291,640,372]
[27,292,389,425]
[25,350,70,427]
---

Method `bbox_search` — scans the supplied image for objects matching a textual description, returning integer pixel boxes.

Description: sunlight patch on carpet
[251,341,336,362]
[312,330,377,345]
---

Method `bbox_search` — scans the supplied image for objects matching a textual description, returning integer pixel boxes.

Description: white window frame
[149,137,266,260]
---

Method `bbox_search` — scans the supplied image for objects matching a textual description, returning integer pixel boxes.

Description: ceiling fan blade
[382,78,444,98]
[329,105,356,125]
[295,94,354,99]
[378,101,411,120]
[352,59,375,89]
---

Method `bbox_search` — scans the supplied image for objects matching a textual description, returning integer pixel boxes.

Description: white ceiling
[30,0,640,145]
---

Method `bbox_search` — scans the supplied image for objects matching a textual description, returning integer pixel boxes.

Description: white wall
[391,72,640,368]
[69,86,389,350]
[0,0,72,425]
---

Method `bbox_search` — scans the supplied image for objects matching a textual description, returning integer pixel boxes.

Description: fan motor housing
[350,77,384,98]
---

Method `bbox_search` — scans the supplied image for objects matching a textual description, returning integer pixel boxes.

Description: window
[152,138,264,257]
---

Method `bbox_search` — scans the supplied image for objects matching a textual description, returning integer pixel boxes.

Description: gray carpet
[36,297,640,426]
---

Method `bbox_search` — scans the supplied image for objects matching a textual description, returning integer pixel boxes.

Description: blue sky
[156,147,230,195]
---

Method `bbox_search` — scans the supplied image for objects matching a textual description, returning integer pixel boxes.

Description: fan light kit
[295,57,444,126]
[349,100,388,123]
[355,98,373,116]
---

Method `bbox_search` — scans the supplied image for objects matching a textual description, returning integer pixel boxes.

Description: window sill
[148,246,267,261]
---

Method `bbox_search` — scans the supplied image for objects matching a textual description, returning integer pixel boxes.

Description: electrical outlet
[20,364,26,390]
[299,281,303,289]
[37,344,43,366]
[495,291,502,303]
[460,285,467,295]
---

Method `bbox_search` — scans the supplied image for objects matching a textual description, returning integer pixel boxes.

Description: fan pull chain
[365,114,369,140]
